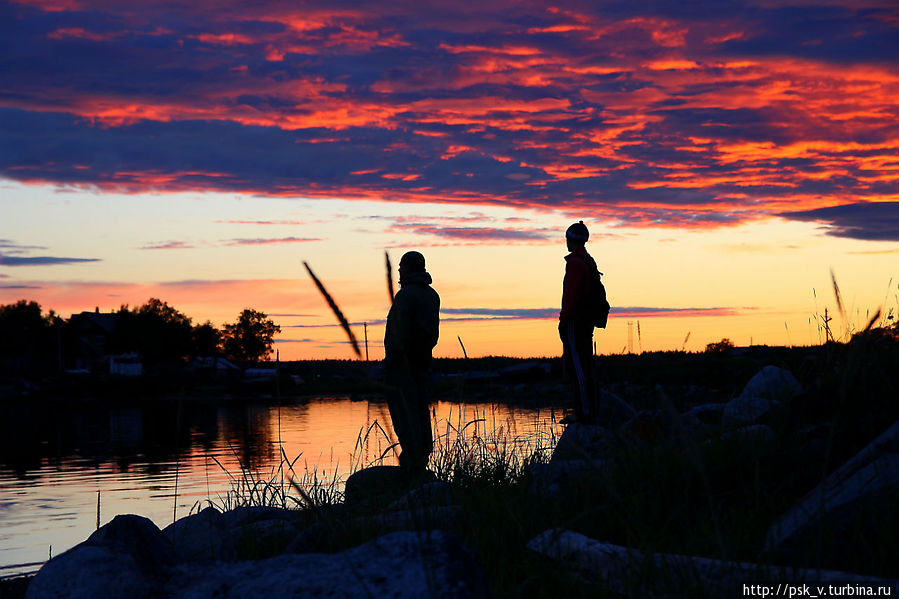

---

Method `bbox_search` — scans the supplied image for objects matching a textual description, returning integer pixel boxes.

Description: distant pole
[364,323,370,362]
[56,317,63,373]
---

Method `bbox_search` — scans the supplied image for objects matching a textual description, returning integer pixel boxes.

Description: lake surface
[0,395,564,576]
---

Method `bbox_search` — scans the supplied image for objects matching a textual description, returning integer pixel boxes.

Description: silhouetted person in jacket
[384,251,440,472]
[559,221,599,424]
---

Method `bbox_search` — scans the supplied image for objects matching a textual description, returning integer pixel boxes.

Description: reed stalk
[303,261,362,359]
[385,251,395,304]
[458,335,469,359]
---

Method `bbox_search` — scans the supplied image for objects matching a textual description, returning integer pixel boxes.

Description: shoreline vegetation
[3,320,899,597]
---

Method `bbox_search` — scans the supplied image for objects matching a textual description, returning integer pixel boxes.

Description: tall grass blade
[458,335,469,359]
[681,331,691,351]
[303,261,362,359]
[863,308,882,333]
[385,251,395,305]
[830,267,846,322]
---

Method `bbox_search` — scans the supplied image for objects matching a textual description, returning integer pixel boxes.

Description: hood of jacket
[399,270,433,286]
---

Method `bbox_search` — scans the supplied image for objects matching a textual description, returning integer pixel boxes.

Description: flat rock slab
[169,529,489,599]
[528,529,896,597]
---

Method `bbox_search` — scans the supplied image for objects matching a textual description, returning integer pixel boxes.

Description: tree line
[0,298,281,372]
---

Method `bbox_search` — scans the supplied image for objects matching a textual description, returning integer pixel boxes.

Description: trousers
[385,356,433,471]
[559,320,598,423]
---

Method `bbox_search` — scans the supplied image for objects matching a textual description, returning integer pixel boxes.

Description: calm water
[0,396,562,576]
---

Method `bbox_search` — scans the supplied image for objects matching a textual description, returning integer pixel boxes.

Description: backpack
[573,253,611,329]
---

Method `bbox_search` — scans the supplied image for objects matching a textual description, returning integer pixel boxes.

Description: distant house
[190,356,241,382]
[191,356,240,372]
[109,352,142,377]
[242,368,278,383]
[67,309,118,372]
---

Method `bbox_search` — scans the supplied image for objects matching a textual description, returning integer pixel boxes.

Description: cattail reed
[831,268,846,322]
[303,261,362,359]
[385,250,395,304]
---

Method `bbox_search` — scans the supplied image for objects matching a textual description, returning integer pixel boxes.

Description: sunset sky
[1,0,897,359]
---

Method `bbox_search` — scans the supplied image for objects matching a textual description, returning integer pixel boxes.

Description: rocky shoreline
[19,362,899,597]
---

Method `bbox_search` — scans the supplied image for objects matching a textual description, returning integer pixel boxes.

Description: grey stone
[170,530,490,599]
[344,465,437,505]
[723,366,801,427]
[164,506,235,562]
[528,529,896,597]
[345,465,405,503]
[26,514,172,599]
[26,545,153,599]
[552,423,619,463]
[85,514,174,573]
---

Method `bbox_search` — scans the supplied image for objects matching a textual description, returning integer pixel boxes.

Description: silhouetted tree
[109,298,193,365]
[192,321,223,357]
[222,309,280,362]
[0,300,56,371]
[705,338,735,354]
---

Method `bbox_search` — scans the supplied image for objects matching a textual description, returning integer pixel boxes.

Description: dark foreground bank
[7,328,899,597]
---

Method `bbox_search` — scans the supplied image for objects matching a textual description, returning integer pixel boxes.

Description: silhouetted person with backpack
[384,251,440,472]
[559,221,608,424]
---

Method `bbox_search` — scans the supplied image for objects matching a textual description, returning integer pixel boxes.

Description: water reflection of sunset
[0,396,561,575]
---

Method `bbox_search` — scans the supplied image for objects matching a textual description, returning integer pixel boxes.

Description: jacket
[560,247,597,323]
[384,270,440,372]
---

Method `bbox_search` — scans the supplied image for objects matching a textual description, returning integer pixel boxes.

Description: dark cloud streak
[1,0,897,236]
[780,202,899,241]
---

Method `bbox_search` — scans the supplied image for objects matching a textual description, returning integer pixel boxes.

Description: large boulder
[723,366,801,427]
[163,506,235,562]
[344,465,437,505]
[168,530,490,599]
[551,423,618,463]
[26,515,171,599]
[26,546,153,599]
